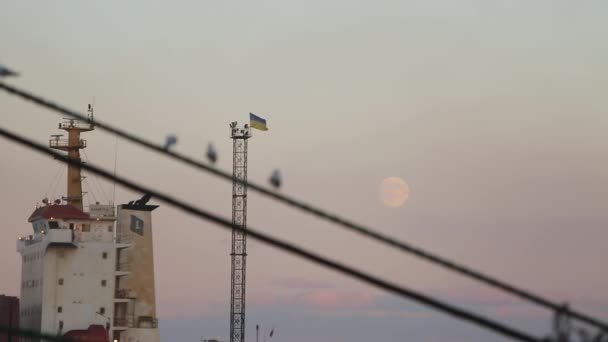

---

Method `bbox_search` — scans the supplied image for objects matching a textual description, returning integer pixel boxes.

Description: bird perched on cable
[206,143,217,164]
[0,64,19,77]
[269,169,281,189]
[164,134,178,150]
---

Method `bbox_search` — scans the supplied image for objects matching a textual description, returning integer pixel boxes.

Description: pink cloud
[249,292,281,306]
[270,277,334,290]
[158,280,608,323]
[250,283,377,314]
[303,289,341,308]
[300,289,375,311]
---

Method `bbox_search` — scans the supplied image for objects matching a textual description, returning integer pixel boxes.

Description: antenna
[87,103,94,121]
[112,135,118,206]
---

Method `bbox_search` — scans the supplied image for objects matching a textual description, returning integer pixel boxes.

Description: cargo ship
[16,107,161,342]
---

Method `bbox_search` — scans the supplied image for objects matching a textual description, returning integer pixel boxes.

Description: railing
[49,138,87,149]
[59,120,94,130]
[116,262,131,272]
[138,316,158,328]
[114,315,135,328]
[113,316,158,328]
[47,229,74,244]
[115,233,133,244]
[115,288,137,299]
[18,235,41,246]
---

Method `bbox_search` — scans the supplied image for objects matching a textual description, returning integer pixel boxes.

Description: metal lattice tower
[229,122,251,342]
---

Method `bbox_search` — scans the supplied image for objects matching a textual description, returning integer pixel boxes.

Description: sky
[1,0,608,341]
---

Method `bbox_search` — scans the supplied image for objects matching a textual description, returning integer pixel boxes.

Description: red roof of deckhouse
[28,205,90,222]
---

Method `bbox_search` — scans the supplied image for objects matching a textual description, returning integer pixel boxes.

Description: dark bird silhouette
[206,143,217,164]
[269,169,281,189]
[164,134,178,150]
[0,65,19,77]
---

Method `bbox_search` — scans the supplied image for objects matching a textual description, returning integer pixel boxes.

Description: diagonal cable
[43,161,63,199]
[0,125,544,342]
[1,81,606,332]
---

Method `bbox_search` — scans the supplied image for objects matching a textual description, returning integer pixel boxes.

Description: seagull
[164,134,178,150]
[206,143,218,164]
[0,65,19,77]
[269,169,281,189]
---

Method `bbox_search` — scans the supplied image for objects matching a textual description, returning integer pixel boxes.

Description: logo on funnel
[130,215,144,236]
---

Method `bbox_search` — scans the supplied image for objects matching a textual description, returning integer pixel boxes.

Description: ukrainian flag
[250,113,268,131]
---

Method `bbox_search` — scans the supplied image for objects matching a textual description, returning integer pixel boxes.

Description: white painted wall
[40,236,116,334]
[19,238,44,335]
[19,218,118,339]
[19,210,161,342]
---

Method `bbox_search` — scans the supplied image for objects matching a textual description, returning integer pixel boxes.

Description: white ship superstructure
[18,203,117,340]
[17,110,160,342]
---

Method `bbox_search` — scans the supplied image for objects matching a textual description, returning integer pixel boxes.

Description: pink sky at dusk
[2,1,608,341]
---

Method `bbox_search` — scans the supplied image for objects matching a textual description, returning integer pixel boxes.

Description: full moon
[380,177,410,207]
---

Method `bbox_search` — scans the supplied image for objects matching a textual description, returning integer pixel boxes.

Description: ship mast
[49,105,95,210]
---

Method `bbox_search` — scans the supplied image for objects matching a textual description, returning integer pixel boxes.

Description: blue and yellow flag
[250,113,268,131]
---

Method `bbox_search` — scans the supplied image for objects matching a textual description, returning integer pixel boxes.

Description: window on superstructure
[101,280,107,287]
[102,252,108,259]
[48,221,59,229]
[99,307,106,315]
[69,223,74,230]
[58,278,64,285]
[57,306,62,313]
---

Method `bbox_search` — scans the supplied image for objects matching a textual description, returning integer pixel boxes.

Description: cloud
[157,282,608,342]
[246,277,374,312]
[159,277,608,330]
[269,277,334,290]
[300,289,374,310]
[248,288,375,314]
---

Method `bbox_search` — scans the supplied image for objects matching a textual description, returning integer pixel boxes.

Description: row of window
[23,251,43,262]
[22,305,107,316]
[23,277,109,288]
[21,304,41,317]
[57,306,106,315]
[21,279,42,289]
[57,278,108,287]
[24,250,109,263]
